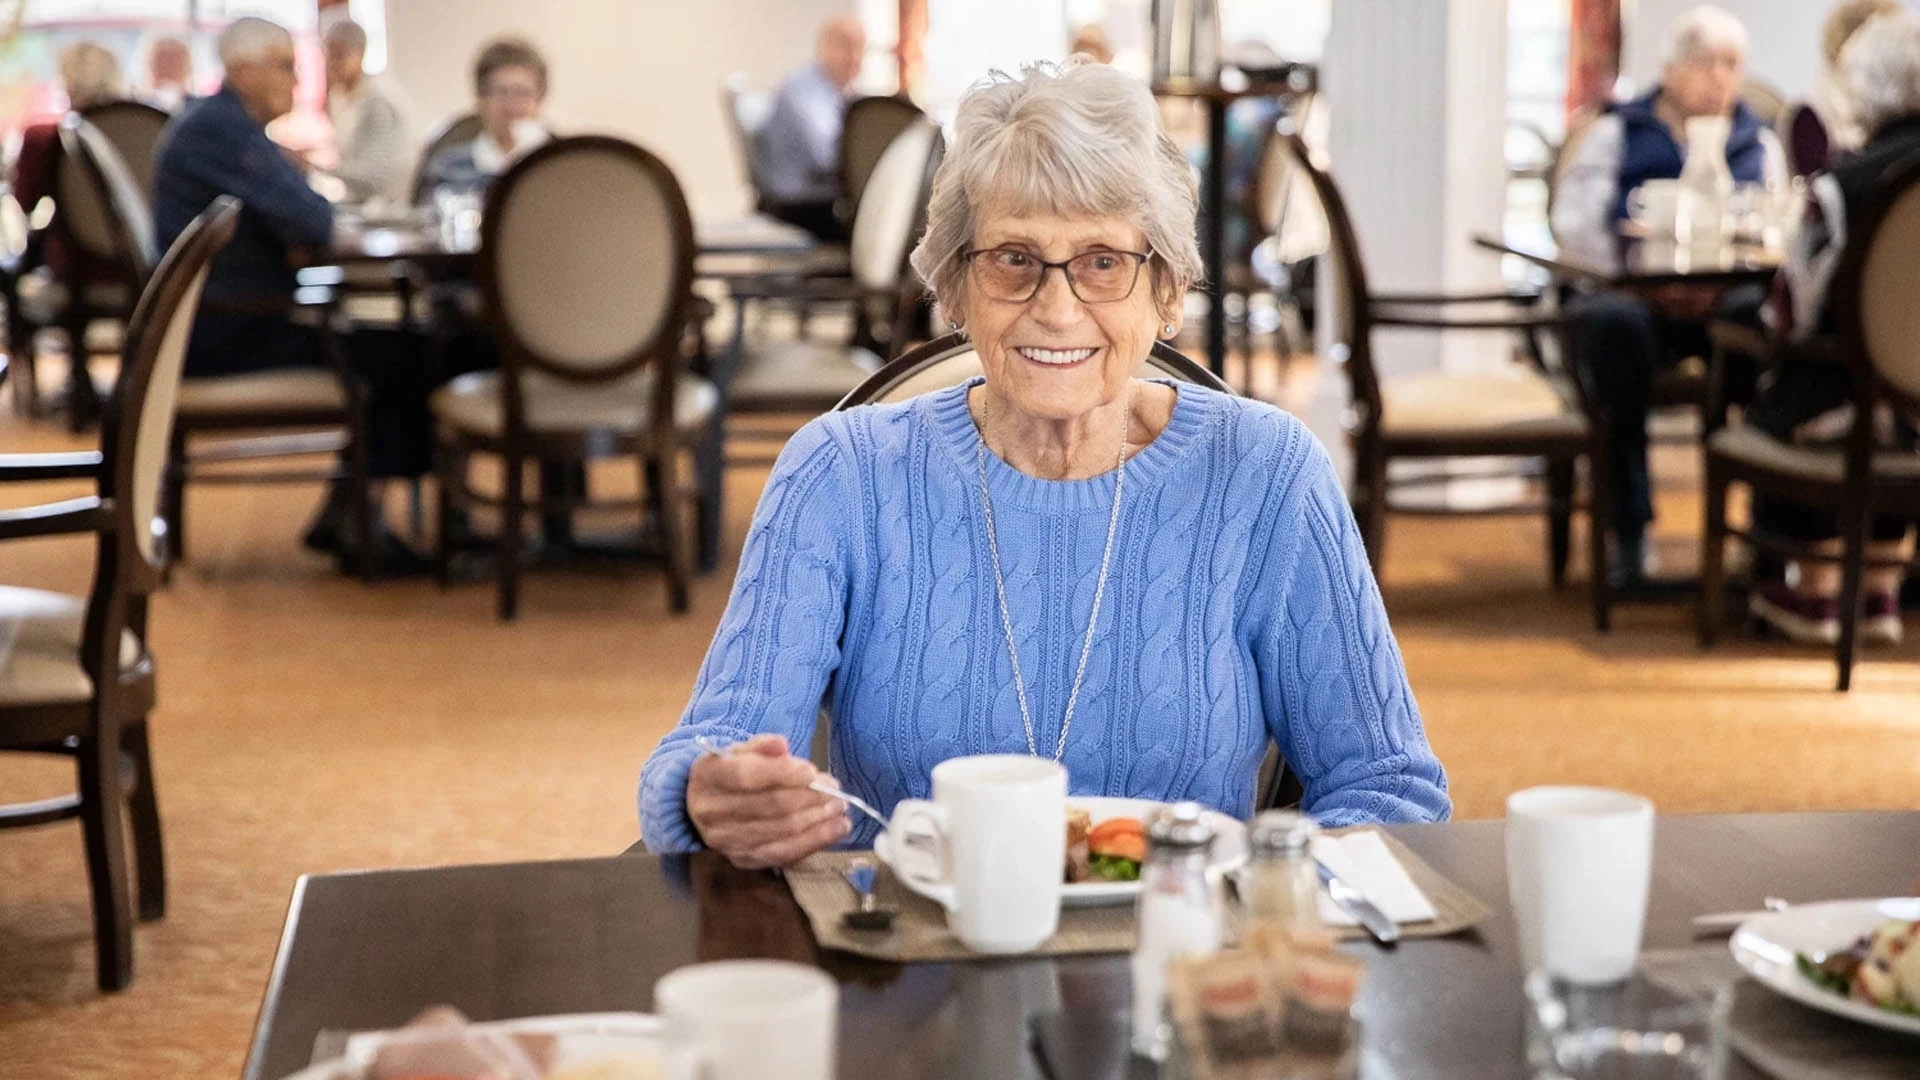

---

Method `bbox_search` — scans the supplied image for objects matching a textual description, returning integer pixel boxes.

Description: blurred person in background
[144,35,196,111]
[1786,0,1903,175]
[1747,10,1920,646]
[418,37,550,203]
[323,18,417,205]
[751,15,866,242]
[1553,4,1785,587]
[10,42,127,282]
[154,17,431,574]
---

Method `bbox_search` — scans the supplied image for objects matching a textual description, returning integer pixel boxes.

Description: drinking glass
[1525,972,1729,1080]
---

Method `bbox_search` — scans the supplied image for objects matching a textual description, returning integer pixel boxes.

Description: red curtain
[898,0,926,99]
[1566,0,1621,121]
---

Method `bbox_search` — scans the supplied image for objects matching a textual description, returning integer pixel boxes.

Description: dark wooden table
[1473,231,1782,291]
[1153,76,1311,380]
[241,811,1920,1080]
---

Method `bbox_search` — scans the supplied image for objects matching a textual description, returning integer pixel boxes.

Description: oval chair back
[57,114,158,290]
[1841,152,1920,420]
[479,135,698,432]
[1275,133,1382,429]
[78,100,170,197]
[839,95,925,221]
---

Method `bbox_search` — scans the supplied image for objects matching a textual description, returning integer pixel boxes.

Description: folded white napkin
[1309,829,1438,926]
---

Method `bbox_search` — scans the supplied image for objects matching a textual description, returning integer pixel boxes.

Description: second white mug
[888,754,1066,953]
[1506,786,1655,986]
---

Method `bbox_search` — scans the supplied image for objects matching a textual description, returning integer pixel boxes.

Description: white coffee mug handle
[887,799,957,910]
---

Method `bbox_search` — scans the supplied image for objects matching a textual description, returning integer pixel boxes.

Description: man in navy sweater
[1551,4,1783,586]
[153,17,426,573]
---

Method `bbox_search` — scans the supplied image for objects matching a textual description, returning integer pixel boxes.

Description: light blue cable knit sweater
[639,380,1450,852]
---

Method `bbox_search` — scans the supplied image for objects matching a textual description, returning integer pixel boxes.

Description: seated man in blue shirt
[751,16,865,242]
[153,16,429,574]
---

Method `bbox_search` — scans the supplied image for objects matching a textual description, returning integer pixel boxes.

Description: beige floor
[2,359,1918,1079]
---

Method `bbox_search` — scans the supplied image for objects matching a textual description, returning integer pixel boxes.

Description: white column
[1317,0,1511,378]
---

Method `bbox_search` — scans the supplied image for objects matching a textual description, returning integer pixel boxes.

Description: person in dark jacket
[153,16,427,573]
[1747,10,1920,648]
[1551,5,1785,585]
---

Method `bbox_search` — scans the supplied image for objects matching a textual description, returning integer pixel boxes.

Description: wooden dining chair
[0,196,238,992]
[1698,155,1920,691]
[1279,135,1613,629]
[429,136,715,619]
[409,112,486,205]
[78,100,170,197]
[832,331,1305,811]
[837,95,925,228]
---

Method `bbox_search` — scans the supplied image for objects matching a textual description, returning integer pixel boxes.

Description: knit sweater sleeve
[1254,424,1451,827]
[637,419,855,852]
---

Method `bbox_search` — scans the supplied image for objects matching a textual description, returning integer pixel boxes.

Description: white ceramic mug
[653,960,837,1080]
[1627,179,1681,234]
[888,755,1066,953]
[1506,786,1655,985]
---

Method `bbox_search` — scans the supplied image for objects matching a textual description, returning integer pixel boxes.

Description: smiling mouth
[1015,346,1098,366]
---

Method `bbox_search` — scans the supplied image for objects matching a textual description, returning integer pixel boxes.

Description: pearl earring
[1163,323,1176,336]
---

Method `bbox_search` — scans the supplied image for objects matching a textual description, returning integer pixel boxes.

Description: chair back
[839,95,924,218]
[1252,116,1331,266]
[1838,152,1920,419]
[481,136,696,441]
[78,100,170,196]
[1275,134,1382,425]
[1547,108,1601,229]
[720,74,775,195]
[849,119,941,292]
[837,330,1227,409]
[410,112,485,204]
[56,114,157,288]
[1740,78,1789,131]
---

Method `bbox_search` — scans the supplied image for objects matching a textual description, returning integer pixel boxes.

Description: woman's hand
[686,734,851,869]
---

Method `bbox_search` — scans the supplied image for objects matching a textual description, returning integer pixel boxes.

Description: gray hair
[1665,5,1749,66]
[908,61,1204,318]
[322,18,368,54]
[1844,10,1920,135]
[218,16,292,67]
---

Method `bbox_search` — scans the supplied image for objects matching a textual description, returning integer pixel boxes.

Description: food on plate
[1795,917,1920,1015]
[1063,811,1147,883]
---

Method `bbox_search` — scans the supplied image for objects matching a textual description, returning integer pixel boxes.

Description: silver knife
[1317,860,1401,945]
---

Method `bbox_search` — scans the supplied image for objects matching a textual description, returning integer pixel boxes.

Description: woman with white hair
[1787,0,1903,176]
[1745,10,1920,647]
[639,62,1450,867]
[1555,4,1787,588]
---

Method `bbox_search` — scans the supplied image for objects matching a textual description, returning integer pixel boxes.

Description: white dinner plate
[1728,897,1920,1037]
[873,796,1249,909]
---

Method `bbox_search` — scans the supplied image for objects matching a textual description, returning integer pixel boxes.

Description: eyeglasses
[961,247,1152,304]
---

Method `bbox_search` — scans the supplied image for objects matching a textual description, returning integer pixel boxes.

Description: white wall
[385,0,852,219]
[1622,0,1920,102]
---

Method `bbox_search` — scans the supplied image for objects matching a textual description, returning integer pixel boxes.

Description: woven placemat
[788,829,1492,961]
[1640,944,1920,1080]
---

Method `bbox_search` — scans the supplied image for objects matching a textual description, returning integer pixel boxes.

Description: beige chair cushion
[1708,426,1920,485]
[731,342,882,409]
[430,368,718,439]
[178,369,348,418]
[0,587,143,708]
[1380,368,1587,441]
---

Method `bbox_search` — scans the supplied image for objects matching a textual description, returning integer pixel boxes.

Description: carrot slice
[1087,817,1147,862]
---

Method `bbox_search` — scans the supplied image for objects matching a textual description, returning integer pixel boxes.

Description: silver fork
[692,734,890,832]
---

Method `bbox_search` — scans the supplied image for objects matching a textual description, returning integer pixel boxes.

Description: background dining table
[1472,230,1783,292]
[320,211,819,272]
[240,810,1920,1080]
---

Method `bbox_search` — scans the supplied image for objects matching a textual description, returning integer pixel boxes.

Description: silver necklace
[975,395,1128,761]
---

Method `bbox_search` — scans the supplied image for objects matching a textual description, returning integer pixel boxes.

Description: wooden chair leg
[1587,451,1613,633]
[346,424,376,582]
[77,737,134,991]
[433,441,456,589]
[1546,457,1575,590]
[122,720,166,922]
[650,448,691,614]
[1835,504,1871,692]
[499,453,524,621]
[1698,460,1728,648]
[1357,444,1389,572]
[695,419,725,573]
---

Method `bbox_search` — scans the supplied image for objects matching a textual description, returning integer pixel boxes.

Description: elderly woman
[1747,10,1920,647]
[1787,0,1903,176]
[1555,4,1786,588]
[418,37,551,204]
[638,63,1449,867]
[10,42,128,283]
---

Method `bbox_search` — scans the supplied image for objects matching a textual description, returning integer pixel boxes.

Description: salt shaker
[1244,809,1324,936]
[1130,802,1224,1062]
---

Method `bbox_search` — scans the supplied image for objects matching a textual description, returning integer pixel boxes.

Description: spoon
[841,858,897,932]
[691,735,890,833]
